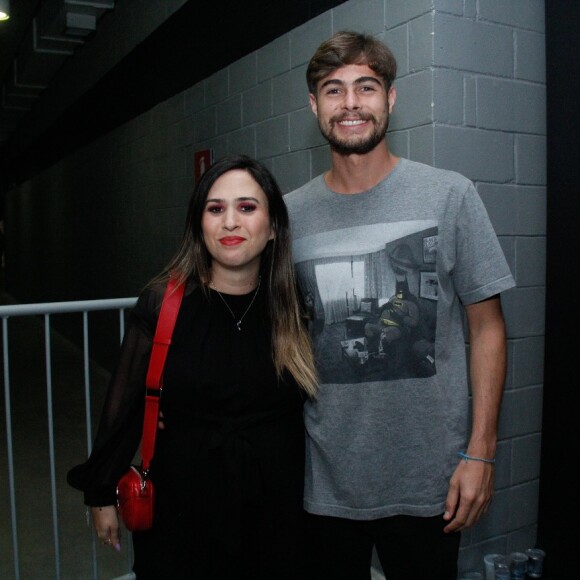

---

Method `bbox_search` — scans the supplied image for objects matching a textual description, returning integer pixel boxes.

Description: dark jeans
[305,512,460,580]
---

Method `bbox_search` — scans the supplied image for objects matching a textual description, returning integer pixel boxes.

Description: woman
[67,154,317,579]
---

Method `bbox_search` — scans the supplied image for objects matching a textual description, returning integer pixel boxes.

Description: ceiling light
[0,0,10,22]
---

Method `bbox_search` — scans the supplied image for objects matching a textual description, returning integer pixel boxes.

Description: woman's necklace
[210,276,261,331]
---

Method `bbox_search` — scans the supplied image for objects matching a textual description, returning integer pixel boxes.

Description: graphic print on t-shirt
[294,221,438,384]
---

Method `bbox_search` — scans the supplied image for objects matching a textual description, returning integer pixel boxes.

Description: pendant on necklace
[211,276,261,332]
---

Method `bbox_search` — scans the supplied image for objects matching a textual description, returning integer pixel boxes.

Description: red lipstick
[219,236,245,246]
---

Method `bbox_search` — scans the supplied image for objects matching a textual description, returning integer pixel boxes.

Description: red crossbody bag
[116,277,185,531]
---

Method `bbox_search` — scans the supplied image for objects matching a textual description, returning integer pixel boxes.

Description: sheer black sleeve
[67,284,164,506]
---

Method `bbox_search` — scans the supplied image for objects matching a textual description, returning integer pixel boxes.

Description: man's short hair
[307,30,397,95]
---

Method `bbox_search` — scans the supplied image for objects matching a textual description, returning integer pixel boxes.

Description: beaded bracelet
[457,451,496,464]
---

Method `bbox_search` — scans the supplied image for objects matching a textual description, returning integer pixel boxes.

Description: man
[284,31,515,579]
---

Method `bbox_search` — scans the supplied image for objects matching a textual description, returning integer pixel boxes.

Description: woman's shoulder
[135,281,166,313]
[135,278,200,317]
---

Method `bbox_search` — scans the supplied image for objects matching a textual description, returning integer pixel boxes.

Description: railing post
[44,314,61,579]
[2,317,20,580]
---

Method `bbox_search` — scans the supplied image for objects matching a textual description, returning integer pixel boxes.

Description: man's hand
[442,458,495,533]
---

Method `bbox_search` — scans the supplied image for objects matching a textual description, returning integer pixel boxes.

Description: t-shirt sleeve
[453,183,515,305]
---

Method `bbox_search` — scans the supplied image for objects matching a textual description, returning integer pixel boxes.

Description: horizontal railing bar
[0,297,137,318]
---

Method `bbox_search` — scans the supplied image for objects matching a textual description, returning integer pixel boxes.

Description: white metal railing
[0,296,137,580]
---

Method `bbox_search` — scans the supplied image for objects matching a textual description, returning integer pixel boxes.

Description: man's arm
[443,295,507,533]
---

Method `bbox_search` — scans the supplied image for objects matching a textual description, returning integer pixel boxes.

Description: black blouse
[67,280,305,509]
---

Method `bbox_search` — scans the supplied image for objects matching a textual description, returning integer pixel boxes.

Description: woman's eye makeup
[206,203,224,213]
[205,200,259,213]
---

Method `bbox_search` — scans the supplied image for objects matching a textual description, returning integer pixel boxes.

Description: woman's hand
[91,505,122,551]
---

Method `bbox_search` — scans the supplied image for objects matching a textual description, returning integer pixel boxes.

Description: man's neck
[325,143,399,195]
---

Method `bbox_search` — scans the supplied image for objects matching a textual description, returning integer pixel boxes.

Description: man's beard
[320,113,389,155]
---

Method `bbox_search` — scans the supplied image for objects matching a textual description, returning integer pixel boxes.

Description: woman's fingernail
[114,543,121,552]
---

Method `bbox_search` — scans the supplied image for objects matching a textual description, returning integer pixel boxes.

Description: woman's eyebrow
[205,196,262,204]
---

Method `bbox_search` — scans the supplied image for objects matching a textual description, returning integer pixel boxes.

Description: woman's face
[201,169,274,275]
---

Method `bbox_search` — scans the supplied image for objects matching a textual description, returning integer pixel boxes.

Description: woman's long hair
[150,154,317,397]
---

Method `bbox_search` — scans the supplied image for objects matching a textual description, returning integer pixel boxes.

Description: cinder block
[477,183,518,236]
[227,127,256,158]
[206,68,229,104]
[506,525,538,556]
[173,118,194,150]
[273,65,309,116]
[151,93,186,128]
[290,13,332,69]
[382,26,408,78]
[409,124,434,166]
[478,78,546,134]
[388,129,409,158]
[205,134,228,161]
[463,0,477,19]
[390,70,433,130]
[434,13,513,77]
[275,149,312,193]
[434,126,514,183]
[516,134,547,185]
[311,145,331,178]
[217,96,242,135]
[495,440,513,491]
[334,0,385,35]
[242,82,273,126]
[471,488,513,541]
[193,106,216,142]
[498,386,543,439]
[144,127,171,160]
[256,116,289,158]
[515,186,546,235]
[515,236,546,288]
[515,30,546,83]
[434,0,463,15]
[512,434,542,484]
[184,82,205,116]
[501,286,545,339]
[409,12,435,71]
[289,108,326,151]
[386,0,434,28]
[512,335,545,389]
[433,69,464,125]
[479,0,545,32]
[505,330,515,391]
[229,52,257,95]
[509,481,540,530]
[478,184,546,236]
[258,35,290,83]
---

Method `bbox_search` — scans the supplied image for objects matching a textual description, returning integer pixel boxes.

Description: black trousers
[305,512,460,580]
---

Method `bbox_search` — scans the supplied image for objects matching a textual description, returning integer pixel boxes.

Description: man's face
[310,64,396,156]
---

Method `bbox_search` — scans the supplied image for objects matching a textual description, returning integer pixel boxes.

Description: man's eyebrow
[319,76,384,90]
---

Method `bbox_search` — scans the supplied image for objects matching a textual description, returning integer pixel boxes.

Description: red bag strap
[141,277,185,471]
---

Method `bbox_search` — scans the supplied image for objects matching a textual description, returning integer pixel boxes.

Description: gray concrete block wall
[5,0,546,576]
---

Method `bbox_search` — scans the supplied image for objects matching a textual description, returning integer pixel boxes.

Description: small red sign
[194,149,214,184]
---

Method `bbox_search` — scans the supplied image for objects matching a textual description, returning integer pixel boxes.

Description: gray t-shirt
[285,158,515,520]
